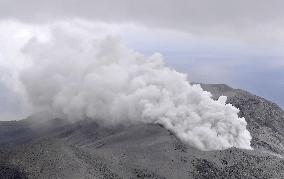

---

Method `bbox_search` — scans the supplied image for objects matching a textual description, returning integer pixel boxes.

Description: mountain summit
[1,84,284,179]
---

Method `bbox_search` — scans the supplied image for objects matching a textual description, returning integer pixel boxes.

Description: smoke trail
[0,20,252,150]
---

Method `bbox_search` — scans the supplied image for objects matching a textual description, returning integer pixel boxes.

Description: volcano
[1,84,284,179]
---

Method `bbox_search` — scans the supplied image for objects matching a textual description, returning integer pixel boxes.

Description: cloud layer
[1,0,284,43]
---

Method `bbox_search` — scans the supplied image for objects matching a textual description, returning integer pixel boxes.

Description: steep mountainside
[1,84,284,179]
[200,83,284,154]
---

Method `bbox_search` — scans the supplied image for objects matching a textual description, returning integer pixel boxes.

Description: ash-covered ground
[1,84,284,179]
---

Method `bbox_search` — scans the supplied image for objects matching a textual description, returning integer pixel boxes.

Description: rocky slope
[200,83,284,155]
[1,84,284,179]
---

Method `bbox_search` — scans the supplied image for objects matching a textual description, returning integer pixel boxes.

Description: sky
[0,0,284,120]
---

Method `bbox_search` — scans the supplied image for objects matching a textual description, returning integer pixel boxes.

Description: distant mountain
[1,84,284,179]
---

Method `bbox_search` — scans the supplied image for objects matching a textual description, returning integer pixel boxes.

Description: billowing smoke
[0,20,252,150]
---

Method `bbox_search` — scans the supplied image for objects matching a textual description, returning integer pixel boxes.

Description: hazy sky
[0,0,284,120]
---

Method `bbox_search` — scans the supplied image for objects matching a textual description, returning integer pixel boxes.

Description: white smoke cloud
[0,20,252,150]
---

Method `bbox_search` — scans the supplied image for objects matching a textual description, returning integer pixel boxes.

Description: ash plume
[0,20,252,150]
